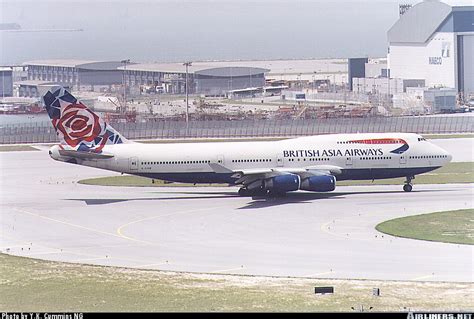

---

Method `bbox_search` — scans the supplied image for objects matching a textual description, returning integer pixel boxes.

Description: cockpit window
[417,137,427,141]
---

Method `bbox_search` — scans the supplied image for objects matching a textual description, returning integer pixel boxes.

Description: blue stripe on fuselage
[134,166,441,184]
[390,143,409,154]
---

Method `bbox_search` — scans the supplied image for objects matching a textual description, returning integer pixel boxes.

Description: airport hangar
[118,63,270,96]
[24,60,128,91]
[23,60,269,96]
[387,0,474,98]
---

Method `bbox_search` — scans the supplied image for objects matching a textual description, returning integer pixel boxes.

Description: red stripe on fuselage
[348,138,407,145]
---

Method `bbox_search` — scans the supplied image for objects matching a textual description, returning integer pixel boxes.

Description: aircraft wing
[208,163,342,186]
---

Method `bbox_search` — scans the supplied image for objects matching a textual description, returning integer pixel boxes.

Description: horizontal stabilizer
[59,149,114,160]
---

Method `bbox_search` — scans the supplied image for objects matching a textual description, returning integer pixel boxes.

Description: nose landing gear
[403,176,414,192]
[238,187,289,197]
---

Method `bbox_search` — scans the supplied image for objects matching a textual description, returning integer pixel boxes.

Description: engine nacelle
[264,174,300,192]
[300,175,336,192]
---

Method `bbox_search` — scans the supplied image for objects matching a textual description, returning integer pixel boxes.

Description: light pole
[387,71,391,108]
[342,75,347,106]
[183,61,192,125]
[2,69,4,100]
[121,59,130,114]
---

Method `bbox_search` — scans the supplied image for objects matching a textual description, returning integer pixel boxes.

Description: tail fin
[42,86,128,153]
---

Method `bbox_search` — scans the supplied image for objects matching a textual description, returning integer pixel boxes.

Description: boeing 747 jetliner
[44,87,452,196]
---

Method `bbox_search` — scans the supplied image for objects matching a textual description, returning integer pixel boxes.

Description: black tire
[252,188,269,197]
[238,188,249,196]
[403,184,413,192]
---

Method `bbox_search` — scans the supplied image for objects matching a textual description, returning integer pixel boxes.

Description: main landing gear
[238,187,286,197]
[238,187,266,197]
[403,176,414,192]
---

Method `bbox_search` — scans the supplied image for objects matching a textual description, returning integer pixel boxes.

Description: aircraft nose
[438,145,452,163]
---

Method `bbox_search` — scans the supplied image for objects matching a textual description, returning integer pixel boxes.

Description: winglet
[208,163,234,174]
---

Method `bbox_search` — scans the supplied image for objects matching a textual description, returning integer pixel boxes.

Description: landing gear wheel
[238,188,250,197]
[403,175,414,192]
[252,188,268,197]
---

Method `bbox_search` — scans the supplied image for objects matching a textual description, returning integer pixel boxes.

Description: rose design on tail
[56,103,103,147]
[43,87,127,153]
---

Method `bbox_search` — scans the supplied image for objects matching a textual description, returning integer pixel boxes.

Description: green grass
[78,162,473,187]
[376,209,474,245]
[0,145,39,152]
[0,253,472,312]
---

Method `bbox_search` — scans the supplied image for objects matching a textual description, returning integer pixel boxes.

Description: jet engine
[300,175,336,192]
[263,174,300,192]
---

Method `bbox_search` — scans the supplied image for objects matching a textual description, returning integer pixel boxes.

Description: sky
[1,0,468,65]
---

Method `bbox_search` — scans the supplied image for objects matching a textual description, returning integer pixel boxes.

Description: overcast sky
[1,0,470,64]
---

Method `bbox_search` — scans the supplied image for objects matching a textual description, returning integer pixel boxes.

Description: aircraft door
[277,154,284,167]
[345,157,353,167]
[217,155,224,165]
[129,157,139,171]
[399,155,407,165]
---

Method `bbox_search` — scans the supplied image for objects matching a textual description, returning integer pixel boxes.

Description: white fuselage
[51,132,451,185]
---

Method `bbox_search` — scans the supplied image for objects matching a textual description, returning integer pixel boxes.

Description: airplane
[44,87,452,196]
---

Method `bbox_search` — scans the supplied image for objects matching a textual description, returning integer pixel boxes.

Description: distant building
[120,63,269,96]
[16,80,70,98]
[24,60,129,91]
[394,87,457,113]
[0,67,13,97]
[352,78,425,95]
[348,58,368,91]
[388,1,474,98]
[195,67,268,96]
[364,60,389,78]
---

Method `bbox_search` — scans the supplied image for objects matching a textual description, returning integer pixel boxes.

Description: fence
[0,115,472,144]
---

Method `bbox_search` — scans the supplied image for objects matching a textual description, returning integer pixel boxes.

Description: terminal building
[388,0,474,98]
[24,60,127,91]
[119,63,269,96]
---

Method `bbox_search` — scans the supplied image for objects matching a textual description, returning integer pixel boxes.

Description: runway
[0,147,473,282]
